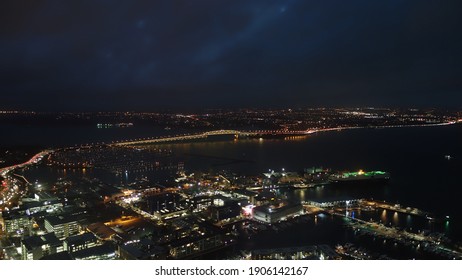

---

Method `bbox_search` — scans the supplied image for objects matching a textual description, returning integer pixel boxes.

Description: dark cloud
[1,0,461,110]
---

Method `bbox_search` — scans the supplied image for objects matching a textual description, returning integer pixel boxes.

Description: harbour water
[162,124,462,239]
[2,123,461,257]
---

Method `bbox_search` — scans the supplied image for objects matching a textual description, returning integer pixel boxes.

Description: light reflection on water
[381,209,387,223]
[16,124,462,242]
[393,211,399,226]
[406,214,412,227]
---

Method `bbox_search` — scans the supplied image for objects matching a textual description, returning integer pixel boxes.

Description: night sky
[1,1,461,111]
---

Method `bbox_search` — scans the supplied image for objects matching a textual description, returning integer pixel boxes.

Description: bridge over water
[111,129,313,146]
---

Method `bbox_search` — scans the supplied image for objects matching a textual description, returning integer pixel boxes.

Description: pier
[360,200,434,219]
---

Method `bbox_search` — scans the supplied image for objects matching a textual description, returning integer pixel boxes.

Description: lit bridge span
[111,129,314,146]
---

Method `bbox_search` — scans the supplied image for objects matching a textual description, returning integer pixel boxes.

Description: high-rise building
[0,211,32,237]
[44,215,83,239]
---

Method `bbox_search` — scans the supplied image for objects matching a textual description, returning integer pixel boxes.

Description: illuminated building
[71,243,116,260]
[21,233,63,260]
[168,234,226,259]
[253,202,303,224]
[142,192,188,220]
[254,191,277,206]
[186,195,213,212]
[153,207,188,220]
[144,192,183,212]
[232,189,258,205]
[21,199,63,215]
[0,211,32,237]
[86,222,118,241]
[207,200,241,222]
[64,232,98,253]
[250,245,341,260]
[21,192,63,215]
[251,246,319,260]
[44,215,83,239]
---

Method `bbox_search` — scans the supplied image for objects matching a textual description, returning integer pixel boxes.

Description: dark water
[167,125,461,210]
[157,124,462,242]
[235,214,451,259]
[4,123,462,251]
[0,123,176,148]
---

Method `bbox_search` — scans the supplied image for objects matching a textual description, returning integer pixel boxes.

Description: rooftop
[254,202,302,215]
[87,222,117,240]
[71,243,115,260]
[40,251,73,260]
[22,233,60,250]
[45,214,83,226]
[167,233,220,248]
[65,232,97,246]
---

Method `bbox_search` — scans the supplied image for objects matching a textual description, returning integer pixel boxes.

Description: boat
[293,183,308,188]
[329,170,390,184]
[293,183,317,188]
[115,122,134,128]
